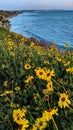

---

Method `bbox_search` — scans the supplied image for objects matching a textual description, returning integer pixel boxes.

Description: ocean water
[10,10,73,49]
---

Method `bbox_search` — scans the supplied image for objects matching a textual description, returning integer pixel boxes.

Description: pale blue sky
[0,0,73,10]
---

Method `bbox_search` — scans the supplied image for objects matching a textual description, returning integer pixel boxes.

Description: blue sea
[10,10,73,49]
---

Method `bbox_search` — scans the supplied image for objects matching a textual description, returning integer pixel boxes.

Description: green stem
[31,83,45,109]
[52,117,59,130]
[27,109,35,122]
[52,79,66,92]
[70,73,73,86]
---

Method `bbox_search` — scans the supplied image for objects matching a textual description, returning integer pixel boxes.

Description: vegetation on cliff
[0,10,24,18]
[0,10,24,28]
[0,27,73,130]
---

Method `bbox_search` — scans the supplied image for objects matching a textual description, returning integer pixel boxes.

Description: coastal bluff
[0,10,24,28]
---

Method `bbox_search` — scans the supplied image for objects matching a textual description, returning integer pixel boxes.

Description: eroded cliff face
[0,10,24,28]
[0,15,10,29]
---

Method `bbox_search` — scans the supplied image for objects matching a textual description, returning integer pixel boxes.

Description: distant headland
[0,10,24,28]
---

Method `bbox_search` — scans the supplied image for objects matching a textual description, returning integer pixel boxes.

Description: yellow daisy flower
[66,67,73,73]
[35,68,46,80]
[24,75,34,83]
[0,90,13,96]
[42,89,49,95]
[46,81,54,92]
[13,109,27,125]
[10,52,15,57]
[18,120,29,130]
[42,107,58,121]
[24,64,31,70]
[35,117,47,130]
[64,61,70,66]
[45,69,55,81]
[58,93,71,108]
[64,43,69,47]
[30,125,37,130]
[14,86,20,91]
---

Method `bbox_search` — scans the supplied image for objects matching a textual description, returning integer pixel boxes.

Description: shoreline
[7,11,24,19]
[0,10,24,20]
[1,10,73,50]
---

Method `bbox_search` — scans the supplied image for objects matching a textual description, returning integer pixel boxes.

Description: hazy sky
[0,0,73,10]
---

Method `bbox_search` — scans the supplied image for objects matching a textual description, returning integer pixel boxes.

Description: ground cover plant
[0,27,73,130]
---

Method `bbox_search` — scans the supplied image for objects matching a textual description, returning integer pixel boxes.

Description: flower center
[61,97,65,102]
[27,65,29,68]
[47,73,50,76]
[39,122,43,126]
[39,72,43,75]
[47,108,52,112]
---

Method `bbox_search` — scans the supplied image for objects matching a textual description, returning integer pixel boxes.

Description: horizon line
[0,8,73,11]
